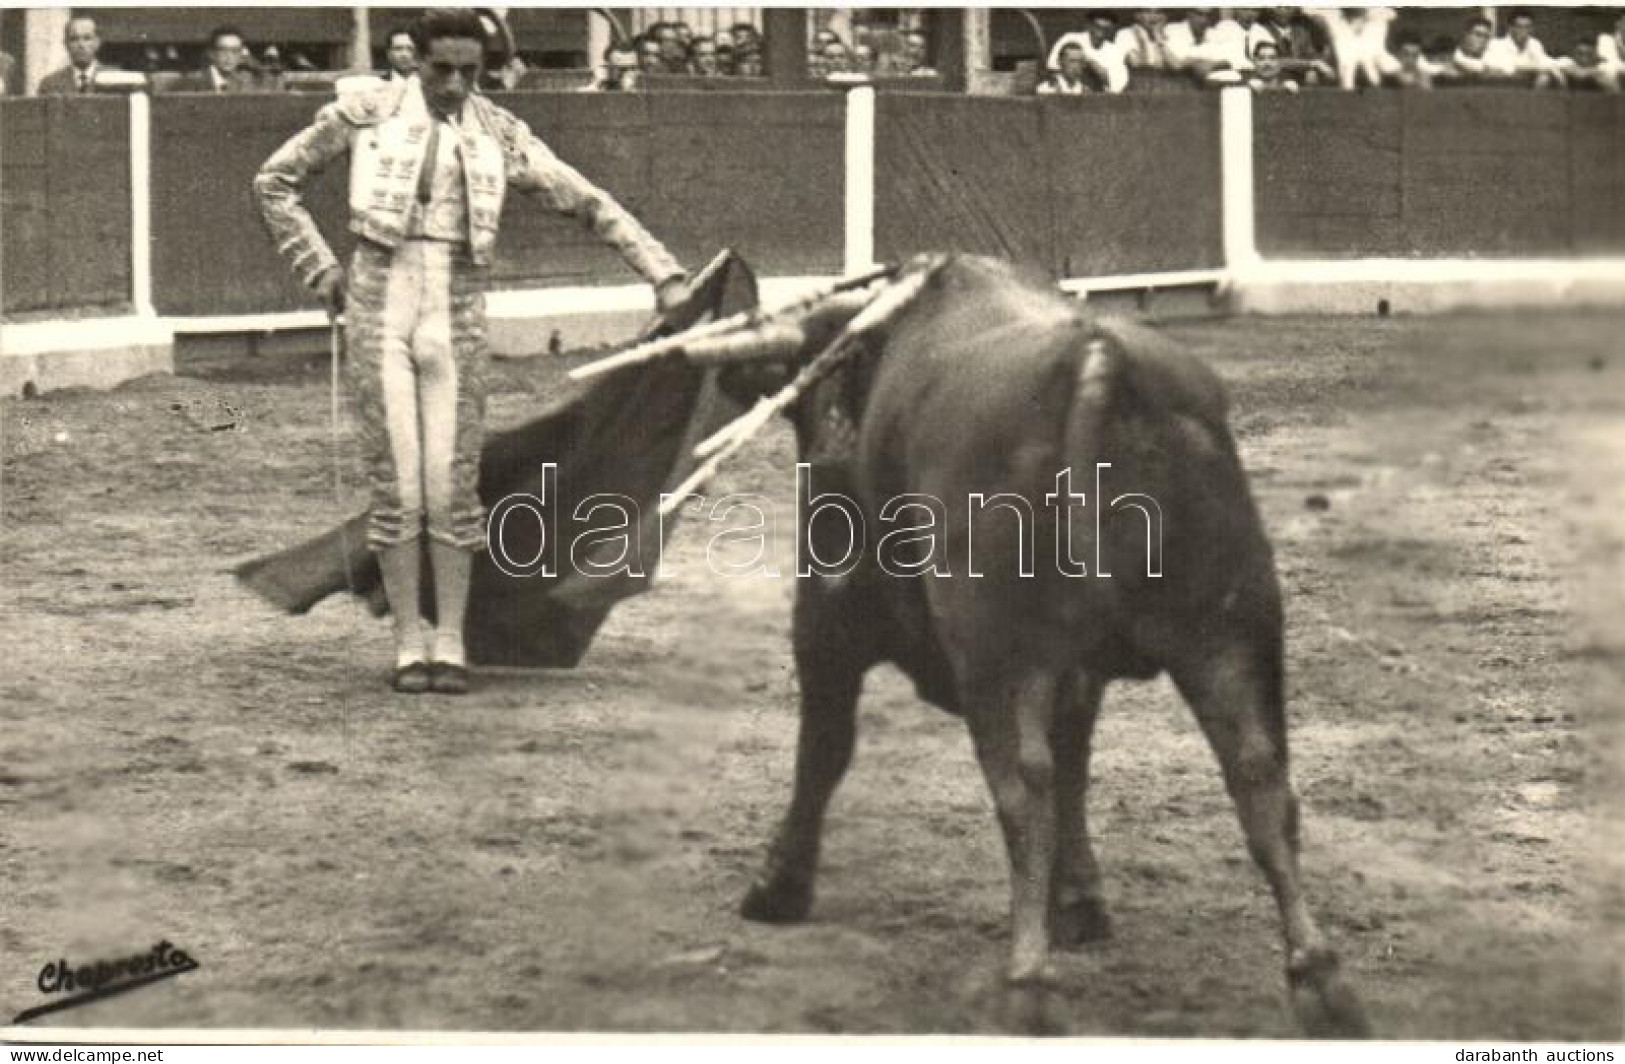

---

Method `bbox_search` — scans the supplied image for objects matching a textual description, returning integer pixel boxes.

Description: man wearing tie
[39,16,108,95]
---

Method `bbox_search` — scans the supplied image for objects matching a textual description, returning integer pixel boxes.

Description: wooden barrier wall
[143,91,844,316]
[0,97,131,315]
[1254,91,1625,258]
[874,93,1225,278]
[5,90,1624,320]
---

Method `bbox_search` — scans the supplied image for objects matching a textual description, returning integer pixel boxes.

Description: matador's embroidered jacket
[252,76,685,291]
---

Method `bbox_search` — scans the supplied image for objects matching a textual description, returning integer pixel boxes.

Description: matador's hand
[315,267,348,320]
[654,275,690,315]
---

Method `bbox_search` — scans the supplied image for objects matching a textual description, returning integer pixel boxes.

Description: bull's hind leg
[1170,640,1370,1038]
[964,666,1069,1034]
[740,592,865,925]
[1050,672,1111,948]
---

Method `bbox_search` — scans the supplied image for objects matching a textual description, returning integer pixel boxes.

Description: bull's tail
[1060,332,1120,482]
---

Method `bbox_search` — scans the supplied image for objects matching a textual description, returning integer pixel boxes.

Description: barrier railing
[3,87,1624,325]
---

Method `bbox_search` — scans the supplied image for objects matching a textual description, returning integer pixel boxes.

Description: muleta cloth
[233,249,759,667]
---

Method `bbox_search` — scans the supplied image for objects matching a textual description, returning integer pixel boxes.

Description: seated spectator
[1444,16,1497,82]
[635,35,664,77]
[382,28,418,81]
[820,38,853,78]
[1304,7,1398,89]
[730,23,763,60]
[652,22,689,73]
[1111,9,1176,71]
[1115,9,1177,70]
[1251,6,1297,57]
[1037,42,1092,94]
[1558,37,1619,93]
[1599,11,1625,70]
[1167,8,1250,85]
[1048,15,1130,93]
[1484,9,1561,88]
[851,41,878,77]
[1386,32,1441,89]
[255,45,287,92]
[690,35,722,76]
[40,15,113,94]
[734,48,764,78]
[174,26,256,92]
[899,29,938,76]
[1246,39,1300,91]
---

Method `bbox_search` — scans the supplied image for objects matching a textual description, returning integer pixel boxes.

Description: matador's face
[421,35,483,117]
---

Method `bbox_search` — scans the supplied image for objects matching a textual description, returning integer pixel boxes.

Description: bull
[631,253,1369,1036]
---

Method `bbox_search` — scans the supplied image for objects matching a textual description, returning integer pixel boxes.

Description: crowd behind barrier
[6,8,1624,100]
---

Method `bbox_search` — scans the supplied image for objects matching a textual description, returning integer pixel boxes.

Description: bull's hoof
[1288,948,1372,1039]
[999,976,1069,1037]
[1050,896,1112,949]
[740,878,813,925]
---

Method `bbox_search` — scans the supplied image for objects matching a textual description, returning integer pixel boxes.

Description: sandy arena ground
[2,311,1622,1039]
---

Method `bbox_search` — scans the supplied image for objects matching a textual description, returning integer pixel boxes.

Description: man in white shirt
[1166,8,1249,85]
[1557,37,1619,93]
[1114,9,1177,71]
[1483,10,1561,88]
[1037,42,1091,95]
[1599,11,1625,70]
[1303,7,1398,89]
[1447,15,1496,80]
[1047,15,1130,93]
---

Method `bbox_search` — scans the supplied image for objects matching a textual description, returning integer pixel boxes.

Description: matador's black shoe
[428,662,470,696]
[391,661,432,694]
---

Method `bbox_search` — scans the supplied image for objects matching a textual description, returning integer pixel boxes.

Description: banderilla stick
[659,261,941,516]
[569,264,896,382]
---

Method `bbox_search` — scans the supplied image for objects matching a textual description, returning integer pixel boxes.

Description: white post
[129,91,154,318]
[23,8,69,96]
[1219,86,1258,271]
[843,84,876,276]
[350,6,372,72]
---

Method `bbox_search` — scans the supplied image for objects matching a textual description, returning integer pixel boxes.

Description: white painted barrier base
[1228,258,1625,315]
[0,316,175,396]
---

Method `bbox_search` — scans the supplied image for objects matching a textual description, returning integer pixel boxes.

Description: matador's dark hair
[412,9,488,52]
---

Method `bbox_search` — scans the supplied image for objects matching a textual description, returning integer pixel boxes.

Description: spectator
[1387,32,1440,89]
[1115,9,1177,70]
[1304,7,1398,89]
[40,16,109,94]
[1037,42,1091,94]
[1484,10,1561,88]
[1246,39,1300,91]
[256,45,287,92]
[730,23,762,60]
[899,29,938,76]
[1167,8,1250,84]
[735,48,764,78]
[1251,7,1297,57]
[175,26,255,92]
[1446,16,1496,81]
[383,28,418,81]
[654,22,689,73]
[851,41,877,77]
[1600,11,1625,70]
[1558,37,1618,93]
[821,38,852,77]
[635,35,664,77]
[1048,16,1129,93]
[690,36,721,76]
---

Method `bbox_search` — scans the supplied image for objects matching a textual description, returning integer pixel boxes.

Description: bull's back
[848,256,1279,684]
